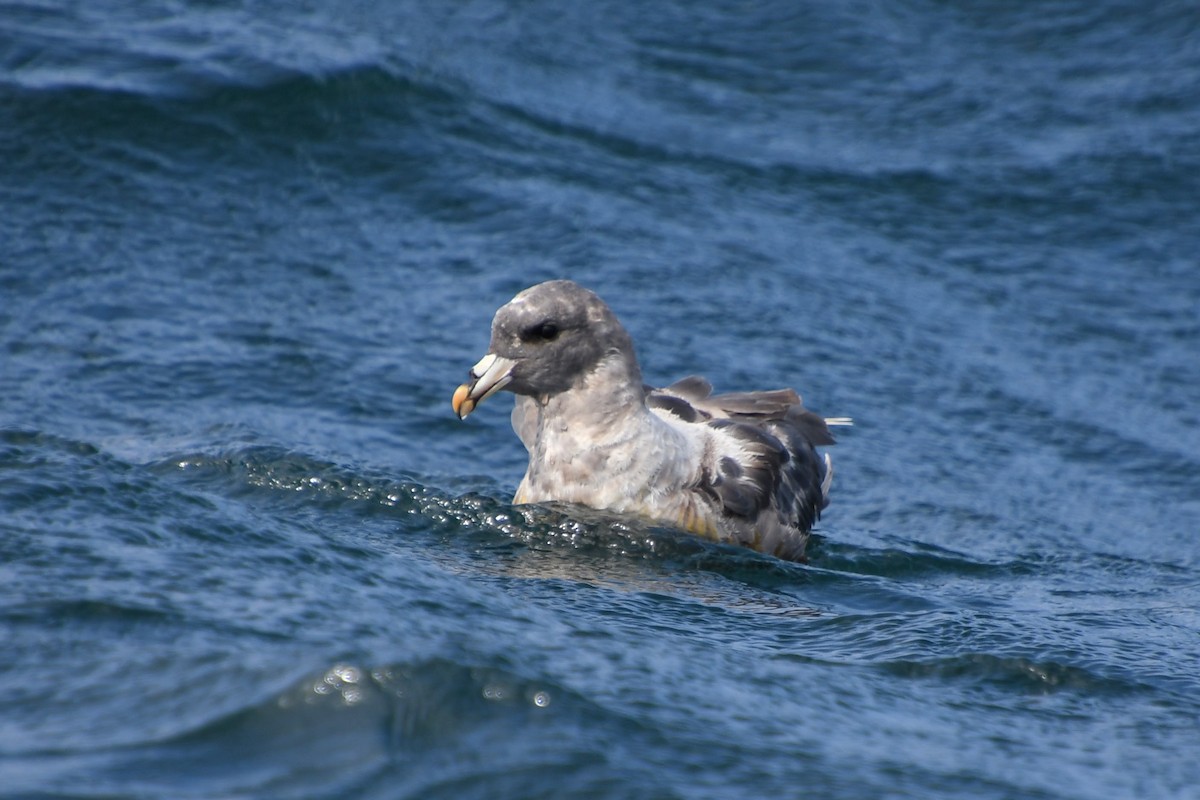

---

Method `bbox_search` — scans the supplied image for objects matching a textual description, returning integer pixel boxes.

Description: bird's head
[452,280,640,419]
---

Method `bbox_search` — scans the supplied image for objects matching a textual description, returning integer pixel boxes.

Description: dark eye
[522,321,560,342]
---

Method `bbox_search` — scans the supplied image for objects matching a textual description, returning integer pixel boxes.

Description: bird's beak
[452,353,517,420]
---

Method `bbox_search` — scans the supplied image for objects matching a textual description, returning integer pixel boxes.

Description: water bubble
[332,665,361,684]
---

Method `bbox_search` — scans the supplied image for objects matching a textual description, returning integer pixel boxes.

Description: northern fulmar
[452,280,848,561]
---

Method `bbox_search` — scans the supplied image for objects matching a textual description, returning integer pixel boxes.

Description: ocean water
[2,1,1199,798]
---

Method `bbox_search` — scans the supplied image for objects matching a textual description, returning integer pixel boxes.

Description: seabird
[452,280,848,561]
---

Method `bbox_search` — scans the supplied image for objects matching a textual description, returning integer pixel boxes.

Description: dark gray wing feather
[651,376,837,446]
[650,375,835,553]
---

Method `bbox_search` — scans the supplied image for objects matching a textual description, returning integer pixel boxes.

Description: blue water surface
[2,2,1199,798]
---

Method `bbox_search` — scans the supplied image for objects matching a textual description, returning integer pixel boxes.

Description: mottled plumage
[452,280,848,561]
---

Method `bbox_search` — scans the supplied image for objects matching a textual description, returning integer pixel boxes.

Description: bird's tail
[820,452,834,507]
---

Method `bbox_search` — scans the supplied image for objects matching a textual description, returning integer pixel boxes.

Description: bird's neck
[538,352,648,438]
[516,353,689,510]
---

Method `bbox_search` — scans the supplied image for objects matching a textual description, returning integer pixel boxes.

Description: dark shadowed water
[3,2,1199,798]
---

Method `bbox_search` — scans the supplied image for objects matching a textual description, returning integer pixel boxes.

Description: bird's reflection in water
[455,501,824,620]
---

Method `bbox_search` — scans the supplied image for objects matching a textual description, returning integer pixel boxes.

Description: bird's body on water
[453,280,848,561]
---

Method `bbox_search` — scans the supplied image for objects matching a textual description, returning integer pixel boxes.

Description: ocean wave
[159,444,1022,628]
[5,657,638,799]
[878,652,1139,696]
[0,1,391,97]
[814,537,1036,581]
[163,445,895,576]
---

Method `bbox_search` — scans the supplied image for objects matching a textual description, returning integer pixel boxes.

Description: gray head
[452,280,642,418]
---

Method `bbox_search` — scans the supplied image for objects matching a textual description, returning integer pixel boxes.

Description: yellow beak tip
[452,384,475,420]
